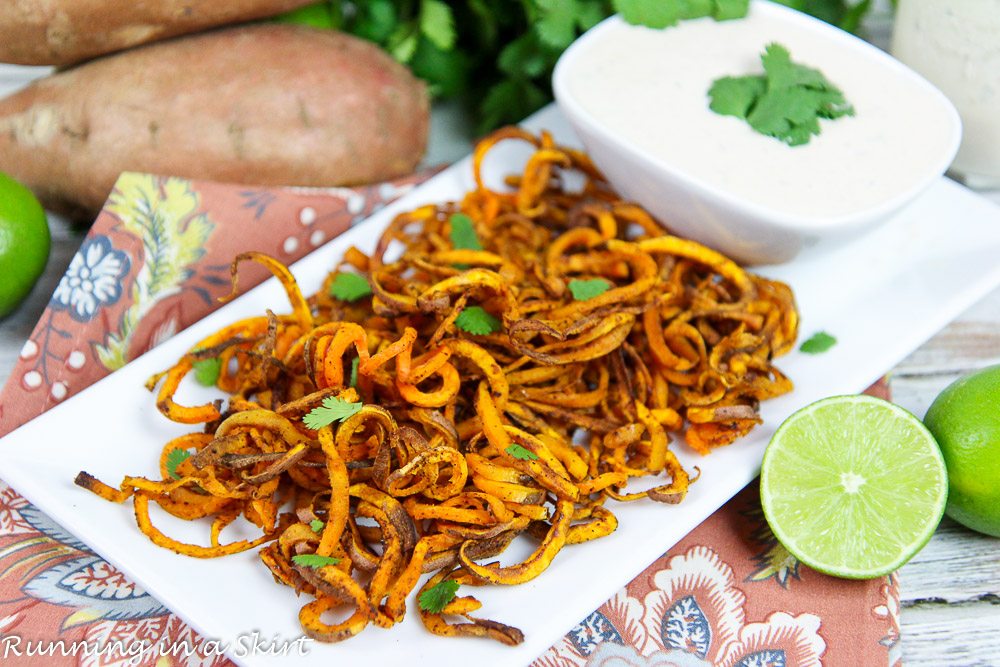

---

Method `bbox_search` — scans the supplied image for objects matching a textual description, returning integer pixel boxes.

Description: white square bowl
[553,1,962,264]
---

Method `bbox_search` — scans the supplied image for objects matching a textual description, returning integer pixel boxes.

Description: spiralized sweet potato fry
[75,127,797,646]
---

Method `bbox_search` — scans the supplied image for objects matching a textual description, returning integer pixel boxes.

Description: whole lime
[0,173,50,317]
[924,364,1000,537]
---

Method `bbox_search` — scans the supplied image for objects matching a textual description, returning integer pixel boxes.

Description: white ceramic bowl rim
[551,1,963,233]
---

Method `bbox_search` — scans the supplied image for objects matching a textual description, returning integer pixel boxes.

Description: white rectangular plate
[3,105,1000,667]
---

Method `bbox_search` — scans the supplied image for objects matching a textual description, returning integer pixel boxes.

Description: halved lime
[760,395,947,579]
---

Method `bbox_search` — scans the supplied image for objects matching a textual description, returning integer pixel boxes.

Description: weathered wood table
[2,34,998,665]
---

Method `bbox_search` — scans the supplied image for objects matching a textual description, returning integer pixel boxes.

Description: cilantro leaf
[761,43,828,91]
[166,449,191,480]
[419,0,456,51]
[498,33,550,78]
[274,4,337,29]
[779,115,821,147]
[349,356,359,388]
[799,331,837,354]
[478,78,548,134]
[505,444,540,461]
[351,0,398,43]
[613,0,683,28]
[679,0,716,19]
[329,273,372,302]
[536,0,582,49]
[614,0,748,25]
[303,396,364,430]
[449,213,482,251]
[292,554,342,569]
[709,42,853,146]
[192,357,222,387]
[770,0,806,9]
[418,579,460,614]
[568,278,612,301]
[388,22,420,63]
[454,306,501,336]
[713,0,750,21]
[409,36,471,98]
[747,88,821,143]
[813,88,854,119]
[771,0,807,9]
[467,0,498,47]
[839,0,873,34]
[577,0,610,29]
[773,0,867,30]
[309,519,325,533]
[708,75,766,119]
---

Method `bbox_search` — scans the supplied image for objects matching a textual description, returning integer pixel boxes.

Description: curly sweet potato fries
[76,128,797,645]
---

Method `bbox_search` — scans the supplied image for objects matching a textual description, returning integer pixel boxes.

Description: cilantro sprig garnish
[292,554,342,569]
[192,358,222,386]
[303,396,364,430]
[568,278,612,301]
[166,449,191,480]
[419,579,460,614]
[505,444,540,461]
[454,306,501,335]
[799,331,837,354]
[329,272,373,302]
[709,43,854,146]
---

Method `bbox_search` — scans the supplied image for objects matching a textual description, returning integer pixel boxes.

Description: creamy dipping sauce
[565,8,957,220]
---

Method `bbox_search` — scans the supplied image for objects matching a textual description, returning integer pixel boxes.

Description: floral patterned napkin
[0,172,900,666]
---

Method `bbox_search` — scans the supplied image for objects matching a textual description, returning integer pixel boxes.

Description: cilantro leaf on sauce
[708,42,854,146]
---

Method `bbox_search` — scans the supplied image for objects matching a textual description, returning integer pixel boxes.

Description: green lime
[760,394,947,579]
[0,172,49,317]
[923,365,1000,537]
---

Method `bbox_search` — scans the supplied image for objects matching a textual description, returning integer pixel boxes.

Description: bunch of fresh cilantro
[277,0,876,132]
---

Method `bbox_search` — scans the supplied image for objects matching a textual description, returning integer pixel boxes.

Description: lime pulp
[760,394,947,579]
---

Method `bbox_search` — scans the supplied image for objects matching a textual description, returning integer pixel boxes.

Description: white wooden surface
[2,9,1000,662]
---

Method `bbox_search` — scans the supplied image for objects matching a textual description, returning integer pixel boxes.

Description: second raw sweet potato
[0,25,429,217]
[0,0,318,65]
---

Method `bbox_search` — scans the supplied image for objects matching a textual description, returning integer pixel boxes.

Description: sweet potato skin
[0,0,317,65]
[0,25,429,217]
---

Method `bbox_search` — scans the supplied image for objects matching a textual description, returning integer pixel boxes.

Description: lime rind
[924,364,1000,537]
[0,172,50,316]
[760,394,947,579]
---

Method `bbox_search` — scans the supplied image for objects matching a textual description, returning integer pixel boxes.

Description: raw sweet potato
[0,25,429,218]
[0,0,317,65]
